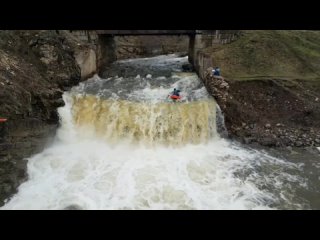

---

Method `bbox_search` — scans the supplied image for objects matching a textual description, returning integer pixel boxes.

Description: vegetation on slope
[205,30,320,81]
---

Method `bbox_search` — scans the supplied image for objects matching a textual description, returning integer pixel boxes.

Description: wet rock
[260,137,277,146]
[51,99,65,108]
[203,68,229,111]
[243,137,256,144]
[182,63,193,72]
[0,30,81,206]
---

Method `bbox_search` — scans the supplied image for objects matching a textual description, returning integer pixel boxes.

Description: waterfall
[1,54,308,210]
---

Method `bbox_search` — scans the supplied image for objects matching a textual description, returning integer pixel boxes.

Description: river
[2,54,319,209]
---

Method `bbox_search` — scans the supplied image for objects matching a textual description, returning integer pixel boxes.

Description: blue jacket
[213,68,221,76]
[173,89,181,96]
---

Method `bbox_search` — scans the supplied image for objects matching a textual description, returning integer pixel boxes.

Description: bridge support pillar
[97,35,117,73]
[188,34,214,75]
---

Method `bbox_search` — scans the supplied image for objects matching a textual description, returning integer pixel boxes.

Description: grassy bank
[205,30,320,81]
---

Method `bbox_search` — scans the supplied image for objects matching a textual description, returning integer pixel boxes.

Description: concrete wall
[114,35,189,60]
[75,48,97,80]
[96,35,117,74]
[189,30,241,76]
[69,30,98,44]
[68,30,241,79]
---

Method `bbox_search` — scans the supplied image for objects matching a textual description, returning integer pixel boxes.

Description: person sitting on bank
[213,67,221,76]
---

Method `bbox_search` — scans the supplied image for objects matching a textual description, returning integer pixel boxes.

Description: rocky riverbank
[0,30,93,205]
[202,69,320,148]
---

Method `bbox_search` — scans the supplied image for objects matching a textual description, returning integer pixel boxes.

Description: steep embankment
[203,30,320,147]
[207,30,320,79]
[0,30,87,204]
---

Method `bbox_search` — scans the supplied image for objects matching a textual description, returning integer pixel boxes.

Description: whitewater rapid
[1,54,308,210]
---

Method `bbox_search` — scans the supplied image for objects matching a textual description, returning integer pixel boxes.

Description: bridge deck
[95,30,197,35]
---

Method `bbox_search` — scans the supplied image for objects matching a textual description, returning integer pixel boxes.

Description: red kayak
[0,118,7,122]
[170,95,181,100]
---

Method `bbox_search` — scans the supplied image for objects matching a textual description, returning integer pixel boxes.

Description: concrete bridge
[69,30,240,77]
[95,30,197,35]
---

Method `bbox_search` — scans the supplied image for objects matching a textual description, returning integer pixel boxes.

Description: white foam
[1,135,277,210]
[2,94,299,210]
[0,56,306,210]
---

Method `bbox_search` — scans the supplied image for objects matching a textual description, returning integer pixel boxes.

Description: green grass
[203,30,320,81]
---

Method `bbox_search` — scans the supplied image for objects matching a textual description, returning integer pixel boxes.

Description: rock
[260,137,277,146]
[51,99,65,108]
[220,82,229,88]
[146,74,152,79]
[276,123,282,127]
[0,156,10,162]
[295,141,303,147]
[204,69,229,111]
[0,143,12,152]
[265,123,271,128]
[0,30,81,206]
[243,137,256,144]
[315,139,320,143]
[286,146,292,151]
[0,183,12,194]
[303,108,313,116]
[75,48,96,80]
[317,147,320,153]
[182,63,193,72]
